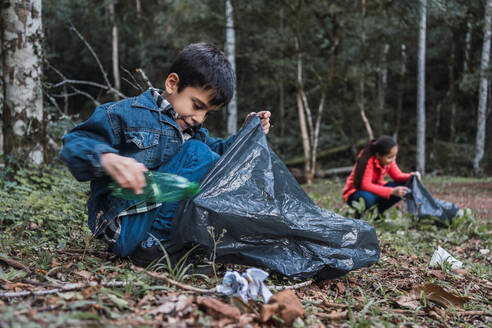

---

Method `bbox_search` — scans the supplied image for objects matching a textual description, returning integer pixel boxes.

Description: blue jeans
[348,182,404,214]
[111,139,220,257]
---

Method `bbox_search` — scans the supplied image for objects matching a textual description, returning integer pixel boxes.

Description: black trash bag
[404,175,459,224]
[171,116,380,280]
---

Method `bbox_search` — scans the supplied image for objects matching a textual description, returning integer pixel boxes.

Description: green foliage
[0,164,90,262]
[153,242,201,282]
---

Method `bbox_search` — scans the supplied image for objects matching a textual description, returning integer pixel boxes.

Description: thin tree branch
[0,254,31,274]
[136,68,153,88]
[67,20,112,88]
[67,85,102,106]
[0,280,126,298]
[45,92,77,127]
[66,21,128,99]
[132,265,216,294]
[272,280,313,290]
[121,65,144,92]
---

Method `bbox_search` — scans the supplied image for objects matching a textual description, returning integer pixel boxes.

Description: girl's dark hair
[353,135,397,189]
[168,42,234,107]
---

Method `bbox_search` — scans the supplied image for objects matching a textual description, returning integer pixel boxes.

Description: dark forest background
[41,0,492,176]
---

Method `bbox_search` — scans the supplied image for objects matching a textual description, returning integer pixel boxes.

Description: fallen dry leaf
[81,285,100,298]
[260,303,279,322]
[260,289,304,325]
[239,313,256,325]
[452,268,469,276]
[230,296,258,315]
[314,310,348,320]
[429,270,446,280]
[416,283,469,308]
[396,283,469,310]
[74,270,92,280]
[216,317,234,328]
[396,292,421,310]
[336,281,346,295]
[4,283,34,291]
[197,297,241,321]
[51,258,60,268]
[149,301,176,315]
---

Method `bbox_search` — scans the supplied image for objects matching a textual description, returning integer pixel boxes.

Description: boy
[60,42,271,267]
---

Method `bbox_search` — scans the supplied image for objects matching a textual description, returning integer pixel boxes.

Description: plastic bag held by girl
[171,116,380,280]
[404,176,459,224]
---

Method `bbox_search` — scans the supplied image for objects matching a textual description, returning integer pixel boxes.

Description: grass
[0,165,490,327]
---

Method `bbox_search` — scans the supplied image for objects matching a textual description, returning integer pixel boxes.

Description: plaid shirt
[103,88,181,245]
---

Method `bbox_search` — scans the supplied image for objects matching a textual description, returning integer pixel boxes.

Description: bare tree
[279,8,285,138]
[416,0,427,174]
[135,0,145,66]
[295,37,326,184]
[463,16,472,74]
[358,0,374,140]
[449,36,457,141]
[377,43,390,135]
[225,0,237,135]
[473,0,492,174]
[393,44,407,142]
[109,1,121,99]
[1,0,44,164]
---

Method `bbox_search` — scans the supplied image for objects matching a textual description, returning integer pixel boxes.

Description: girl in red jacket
[342,136,420,216]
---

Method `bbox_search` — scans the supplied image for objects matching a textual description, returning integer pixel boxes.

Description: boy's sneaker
[130,237,187,268]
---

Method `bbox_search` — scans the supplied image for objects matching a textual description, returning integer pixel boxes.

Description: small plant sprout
[147,233,200,282]
[206,226,227,283]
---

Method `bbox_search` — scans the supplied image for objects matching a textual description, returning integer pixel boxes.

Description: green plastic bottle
[109,171,201,202]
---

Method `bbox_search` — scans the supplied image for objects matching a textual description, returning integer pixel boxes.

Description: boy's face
[163,73,221,131]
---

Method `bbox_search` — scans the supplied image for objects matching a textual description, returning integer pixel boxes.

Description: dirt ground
[429,181,492,221]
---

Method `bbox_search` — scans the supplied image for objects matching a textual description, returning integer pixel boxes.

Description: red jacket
[342,155,411,202]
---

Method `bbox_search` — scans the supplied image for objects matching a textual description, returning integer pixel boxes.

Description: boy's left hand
[245,111,271,134]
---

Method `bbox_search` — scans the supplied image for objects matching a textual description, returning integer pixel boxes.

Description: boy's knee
[182,140,219,164]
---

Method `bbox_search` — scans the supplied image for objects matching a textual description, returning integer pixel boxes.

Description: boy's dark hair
[168,42,234,107]
[353,135,397,189]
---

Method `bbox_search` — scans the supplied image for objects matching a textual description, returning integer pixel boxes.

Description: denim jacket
[60,90,234,236]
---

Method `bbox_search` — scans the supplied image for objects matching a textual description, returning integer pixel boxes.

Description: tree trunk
[417,0,427,174]
[449,36,456,142]
[0,3,4,158]
[435,102,442,140]
[1,0,44,164]
[464,16,472,73]
[109,1,121,99]
[225,0,237,135]
[358,0,374,140]
[295,37,313,184]
[377,43,389,135]
[279,81,285,137]
[135,0,145,66]
[310,91,326,177]
[394,44,407,142]
[474,0,492,174]
[279,8,285,138]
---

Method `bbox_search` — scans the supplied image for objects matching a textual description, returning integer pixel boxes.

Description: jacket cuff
[382,187,392,199]
[89,144,118,178]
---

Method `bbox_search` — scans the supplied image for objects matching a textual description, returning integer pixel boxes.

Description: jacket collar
[131,89,159,112]
[131,90,179,127]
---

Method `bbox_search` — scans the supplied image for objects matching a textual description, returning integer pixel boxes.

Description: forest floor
[0,166,490,327]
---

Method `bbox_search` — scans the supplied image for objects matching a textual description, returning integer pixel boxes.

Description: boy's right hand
[101,153,148,194]
[391,186,409,198]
